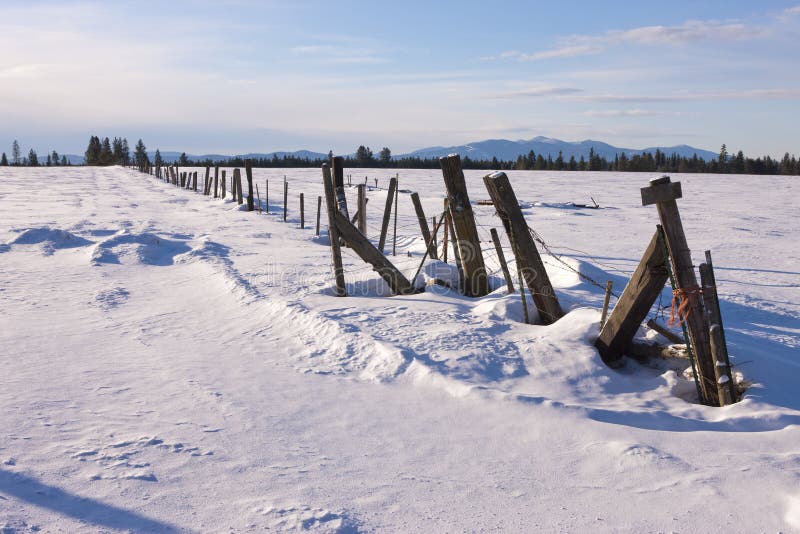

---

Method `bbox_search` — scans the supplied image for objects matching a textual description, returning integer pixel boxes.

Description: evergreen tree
[61,155,68,166]
[378,147,391,166]
[100,137,113,165]
[85,135,102,165]
[178,152,189,166]
[718,144,728,172]
[46,154,52,166]
[121,138,130,165]
[52,150,60,166]
[134,139,149,170]
[12,140,20,165]
[355,145,374,166]
[0,153,7,166]
[112,137,123,164]
[28,149,39,166]
[154,149,163,168]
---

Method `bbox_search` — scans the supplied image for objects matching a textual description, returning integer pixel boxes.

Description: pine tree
[46,154,52,166]
[85,135,102,165]
[121,138,130,165]
[52,150,60,166]
[100,137,113,165]
[12,140,20,165]
[718,144,728,172]
[355,145,374,166]
[379,147,391,166]
[134,139,149,170]
[0,153,7,166]
[28,149,39,166]
[61,155,68,166]
[154,149,163,168]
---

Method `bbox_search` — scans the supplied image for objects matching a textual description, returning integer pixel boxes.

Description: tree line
[5,139,798,176]
[1,140,71,167]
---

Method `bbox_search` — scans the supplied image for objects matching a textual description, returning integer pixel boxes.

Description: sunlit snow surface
[0,166,797,532]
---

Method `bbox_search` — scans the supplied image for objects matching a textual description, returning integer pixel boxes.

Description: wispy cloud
[489,19,769,62]
[569,88,800,103]
[785,6,800,14]
[289,43,388,65]
[583,109,685,117]
[489,85,584,99]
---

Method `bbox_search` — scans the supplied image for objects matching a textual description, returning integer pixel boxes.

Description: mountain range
[68,137,719,165]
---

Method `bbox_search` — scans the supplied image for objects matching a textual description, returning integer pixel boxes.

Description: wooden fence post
[641,176,718,406]
[221,170,226,198]
[214,166,219,198]
[483,171,563,322]
[316,196,322,236]
[442,198,449,263]
[490,228,514,293]
[357,184,367,235]
[439,154,488,297]
[265,180,269,213]
[392,174,398,256]
[700,262,736,403]
[300,193,305,229]
[331,156,349,219]
[233,169,243,205]
[245,161,255,211]
[410,192,437,259]
[192,172,198,191]
[321,164,346,296]
[600,281,613,330]
[204,166,210,195]
[283,180,288,222]
[378,177,397,253]
[595,231,668,367]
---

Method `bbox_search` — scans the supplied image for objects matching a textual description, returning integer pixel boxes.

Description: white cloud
[489,19,770,62]
[490,86,584,99]
[583,109,684,117]
[785,6,800,14]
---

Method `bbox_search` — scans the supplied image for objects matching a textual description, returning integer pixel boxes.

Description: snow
[0,166,798,532]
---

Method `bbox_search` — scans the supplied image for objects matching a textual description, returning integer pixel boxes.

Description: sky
[1,0,798,157]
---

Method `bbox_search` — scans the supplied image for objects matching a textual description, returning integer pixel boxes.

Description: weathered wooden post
[378,177,397,253]
[300,193,305,229]
[442,199,449,263]
[214,166,219,198]
[483,171,563,323]
[600,281,613,330]
[231,170,238,200]
[283,180,288,222]
[392,174,399,256]
[255,183,263,213]
[595,232,668,367]
[321,164,346,296]
[316,196,322,236]
[440,154,489,297]
[410,192,437,260]
[356,184,367,235]
[490,228,514,293]
[192,172,198,191]
[233,169,243,205]
[245,161,255,211]
[221,170,226,198]
[265,180,269,213]
[331,157,350,219]
[700,261,736,403]
[445,198,464,290]
[641,176,717,405]
[204,166,211,195]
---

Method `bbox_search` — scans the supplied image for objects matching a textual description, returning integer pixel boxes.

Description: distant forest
[3,139,798,175]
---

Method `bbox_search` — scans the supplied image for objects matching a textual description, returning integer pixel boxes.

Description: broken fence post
[490,228,514,293]
[483,171,563,323]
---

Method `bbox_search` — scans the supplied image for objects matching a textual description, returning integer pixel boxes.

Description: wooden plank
[490,228,514,293]
[595,231,668,367]
[332,210,415,295]
[378,177,397,253]
[410,192,437,259]
[483,171,563,323]
[644,176,717,405]
[646,318,684,344]
[439,154,488,297]
[321,164,346,296]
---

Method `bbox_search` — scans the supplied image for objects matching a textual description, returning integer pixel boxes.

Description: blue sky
[1,0,798,157]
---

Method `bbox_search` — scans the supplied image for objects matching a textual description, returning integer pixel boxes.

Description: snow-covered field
[0,165,798,532]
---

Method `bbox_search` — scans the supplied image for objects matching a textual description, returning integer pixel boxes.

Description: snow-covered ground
[0,165,797,532]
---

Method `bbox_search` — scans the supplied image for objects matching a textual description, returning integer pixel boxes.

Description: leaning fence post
[321,164,346,296]
[490,228,514,293]
[410,192,437,259]
[641,176,717,406]
[332,157,349,219]
[378,176,397,253]
[700,262,736,403]
[483,171,562,320]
